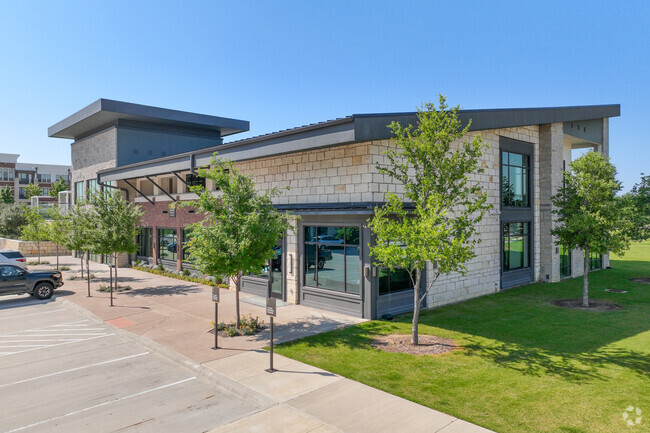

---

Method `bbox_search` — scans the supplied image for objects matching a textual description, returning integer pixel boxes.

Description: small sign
[212,287,220,303]
[266,297,276,317]
[169,208,176,217]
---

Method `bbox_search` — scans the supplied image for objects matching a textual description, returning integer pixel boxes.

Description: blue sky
[0,1,647,191]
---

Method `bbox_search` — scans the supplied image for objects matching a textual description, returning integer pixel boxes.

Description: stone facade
[71,127,117,196]
[0,237,70,257]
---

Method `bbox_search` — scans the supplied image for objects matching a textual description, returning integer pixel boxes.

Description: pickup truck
[0,264,64,300]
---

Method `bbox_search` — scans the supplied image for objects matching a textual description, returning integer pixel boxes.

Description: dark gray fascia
[353,104,620,141]
[48,98,250,139]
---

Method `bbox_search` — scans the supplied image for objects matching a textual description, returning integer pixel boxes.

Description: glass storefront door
[269,239,283,299]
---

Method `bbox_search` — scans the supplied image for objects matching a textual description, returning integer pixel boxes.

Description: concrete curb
[56,297,278,410]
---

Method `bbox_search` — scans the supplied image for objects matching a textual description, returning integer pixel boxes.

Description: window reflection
[303,226,360,294]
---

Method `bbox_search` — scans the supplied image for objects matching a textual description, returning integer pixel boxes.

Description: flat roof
[99,103,620,182]
[48,99,250,140]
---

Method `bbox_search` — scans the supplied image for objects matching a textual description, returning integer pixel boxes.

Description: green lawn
[276,241,650,433]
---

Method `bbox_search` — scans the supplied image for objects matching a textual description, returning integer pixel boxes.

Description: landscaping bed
[275,241,650,433]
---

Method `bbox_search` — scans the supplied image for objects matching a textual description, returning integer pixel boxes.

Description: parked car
[305,245,333,269]
[0,264,63,299]
[0,250,27,270]
[315,235,344,244]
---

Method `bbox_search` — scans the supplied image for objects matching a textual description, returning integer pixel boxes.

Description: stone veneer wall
[0,237,70,257]
[234,125,542,309]
[70,127,118,196]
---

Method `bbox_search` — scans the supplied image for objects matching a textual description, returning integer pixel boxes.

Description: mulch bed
[630,277,650,284]
[550,299,622,311]
[370,334,457,356]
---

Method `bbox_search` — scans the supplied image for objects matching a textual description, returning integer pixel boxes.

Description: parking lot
[0,296,263,433]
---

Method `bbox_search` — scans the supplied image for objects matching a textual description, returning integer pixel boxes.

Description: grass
[276,241,650,433]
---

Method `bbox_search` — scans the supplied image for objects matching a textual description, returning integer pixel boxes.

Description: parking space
[0,297,263,433]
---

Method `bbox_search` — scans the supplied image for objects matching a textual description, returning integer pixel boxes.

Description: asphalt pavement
[0,296,267,433]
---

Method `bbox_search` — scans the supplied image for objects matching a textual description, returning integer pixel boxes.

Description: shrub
[0,203,27,238]
[211,314,264,337]
[131,265,227,288]
[97,284,132,292]
[60,266,71,271]
[27,260,50,266]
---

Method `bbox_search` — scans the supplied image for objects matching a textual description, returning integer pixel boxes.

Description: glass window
[378,267,415,295]
[87,179,98,197]
[503,222,530,271]
[36,174,52,183]
[158,228,177,261]
[560,245,571,278]
[75,181,85,202]
[41,187,50,196]
[182,228,193,261]
[303,226,360,294]
[137,227,153,257]
[18,187,26,199]
[589,252,602,270]
[502,151,530,207]
[0,168,13,181]
[185,174,206,192]
[0,265,23,277]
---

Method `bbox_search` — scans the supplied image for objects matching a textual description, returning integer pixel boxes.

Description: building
[0,153,70,203]
[49,99,620,319]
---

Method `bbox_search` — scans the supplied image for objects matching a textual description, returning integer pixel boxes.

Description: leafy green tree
[65,201,97,295]
[49,178,69,199]
[551,151,633,307]
[368,95,491,345]
[89,190,143,306]
[25,182,42,200]
[180,154,293,328]
[47,206,70,270]
[0,186,14,204]
[0,203,26,238]
[624,173,650,241]
[21,207,49,264]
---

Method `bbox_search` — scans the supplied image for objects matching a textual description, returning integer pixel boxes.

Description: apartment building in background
[0,153,71,203]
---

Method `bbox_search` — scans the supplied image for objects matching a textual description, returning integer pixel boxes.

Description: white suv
[0,250,27,270]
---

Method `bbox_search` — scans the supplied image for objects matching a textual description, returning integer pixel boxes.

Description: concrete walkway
[32,256,494,433]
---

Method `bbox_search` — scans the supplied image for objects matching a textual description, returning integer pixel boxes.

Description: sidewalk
[35,256,493,433]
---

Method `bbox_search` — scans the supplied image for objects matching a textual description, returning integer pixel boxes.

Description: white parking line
[0,334,112,357]
[0,352,149,389]
[4,377,197,433]
[0,309,67,319]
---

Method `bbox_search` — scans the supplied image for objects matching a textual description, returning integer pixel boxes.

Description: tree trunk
[80,253,84,279]
[235,271,242,329]
[109,261,113,305]
[37,242,41,264]
[411,268,422,346]
[583,247,590,307]
[86,251,91,297]
[111,252,117,307]
[56,244,59,270]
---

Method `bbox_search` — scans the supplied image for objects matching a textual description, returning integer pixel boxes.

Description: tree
[21,207,49,264]
[624,173,650,241]
[368,95,491,345]
[0,203,26,238]
[181,154,293,328]
[89,190,143,306]
[47,206,70,270]
[64,201,97,295]
[551,151,633,307]
[0,186,14,204]
[25,182,42,200]
[49,178,69,199]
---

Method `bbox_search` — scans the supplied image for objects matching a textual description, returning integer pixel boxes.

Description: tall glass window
[502,151,530,207]
[182,228,193,261]
[87,179,98,197]
[185,174,206,192]
[158,228,177,261]
[74,181,85,202]
[137,227,153,257]
[0,168,13,181]
[589,252,602,270]
[378,267,415,295]
[303,226,360,294]
[503,222,530,271]
[560,245,571,278]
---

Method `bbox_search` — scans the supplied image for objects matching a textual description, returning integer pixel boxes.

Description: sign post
[212,287,220,349]
[265,297,277,373]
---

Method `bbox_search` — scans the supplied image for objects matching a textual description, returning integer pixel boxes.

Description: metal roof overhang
[98,117,356,182]
[97,104,620,183]
[48,99,249,139]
